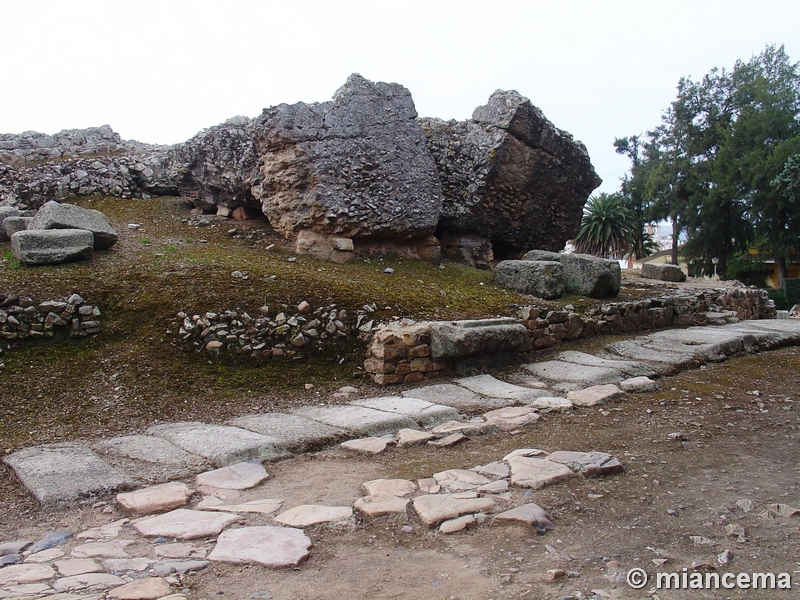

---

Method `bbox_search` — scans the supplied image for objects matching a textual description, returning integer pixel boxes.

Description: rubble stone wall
[364,287,775,385]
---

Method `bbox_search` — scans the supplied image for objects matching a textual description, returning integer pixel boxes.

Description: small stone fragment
[340,437,395,453]
[545,451,624,477]
[274,505,353,527]
[718,549,734,565]
[27,531,72,554]
[736,499,755,513]
[544,569,567,581]
[412,493,496,527]
[195,461,269,490]
[0,541,31,556]
[361,479,416,497]
[566,384,624,407]
[502,448,549,461]
[492,503,556,533]
[507,456,576,489]
[438,514,476,534]
[396,428,435,447]
[116,482,193,515]
[427,434,468,448]
[354,494,410,517]
[619,376,657,393]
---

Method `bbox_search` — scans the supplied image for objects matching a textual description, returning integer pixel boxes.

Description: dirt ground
[2,344,799,600]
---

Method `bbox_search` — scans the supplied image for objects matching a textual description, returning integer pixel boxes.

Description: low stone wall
[0,293,101,346]
[364,287,775,385]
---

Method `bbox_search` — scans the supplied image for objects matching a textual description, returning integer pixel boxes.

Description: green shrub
[783,278,800,306]
[725,256,771,287]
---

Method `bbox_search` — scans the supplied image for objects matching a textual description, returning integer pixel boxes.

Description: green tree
[617,45,800,279]
[573,193,637,258]
[768,153,800,283]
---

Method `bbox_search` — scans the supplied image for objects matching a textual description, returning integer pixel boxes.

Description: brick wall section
[364,287,774,385]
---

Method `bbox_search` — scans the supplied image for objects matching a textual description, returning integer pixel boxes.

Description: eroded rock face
[422,90,601,256]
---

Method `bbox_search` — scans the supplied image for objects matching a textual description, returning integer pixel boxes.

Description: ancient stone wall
[0,293,101,351]
[364,287,775,385]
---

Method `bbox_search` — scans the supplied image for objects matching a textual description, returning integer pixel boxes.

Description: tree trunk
[777,256,788,289]
[671,216,679,265]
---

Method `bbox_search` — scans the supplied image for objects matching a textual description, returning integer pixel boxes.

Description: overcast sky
[1,1,798,194]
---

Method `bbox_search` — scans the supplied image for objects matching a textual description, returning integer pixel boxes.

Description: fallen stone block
[10,229,94,265]
[560,253,620,298]
[30,200,118,249]
[641,262,686,282]
[0,206,21,241]
[3,215,32,238]
[494,260,564,299]
[430,318,529,361]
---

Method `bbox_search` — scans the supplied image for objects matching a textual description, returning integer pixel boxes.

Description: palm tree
[573,193,637,258]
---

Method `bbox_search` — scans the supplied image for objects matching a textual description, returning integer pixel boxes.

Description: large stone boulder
[522,249,562,262]
[421,90,601,256]
[560,254,620,298]
[178,74,443,249]
[11,229,94,265]
[430,318,529,361]
[0,206,20,241]
[641,262,686,282]
[30,201,118,250]
[3,216,32,238]
[494,260,564,299]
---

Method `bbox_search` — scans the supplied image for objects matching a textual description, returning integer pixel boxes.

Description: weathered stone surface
[439,514,476,534]
[0,563,54,586]
[361,479,416,497]
[93,435,208,470]
[3,215,31,238]
[52,573,124,592]
[354,494,410,517]
[430,420,497,437]
[566,384,625,407]
[102,558,155,572]
[546,451,624,477]
[290,405,417,438]
[494,260,564,299]
[29,201,118,249]
[108,577,173,599]
[641,262,686,282]
[559,253,620,298]
[471,461,510,479]
[273,505,353,527]
[492,503,555,531]
[146,422,288,466]
[427,433,469,448]
[507,456,576,489]
[28,531,72,554]
[522,249,562,262]
[0,541,31,556]
[53,558,103,577]
[195,461,268,490]
[153,543,206,559]
[555,351,657,378]
[76,518,128,540]
[402,384,511,411]
[455,374,549,404]
[0,206,20,241]
[429,318,528,361]
[197,497,283,515]
[523,360,623,391]
[412,493,496,527]
[24,547,64,562]
[70,540,133,559]
[482,406,541,430]
[620,376,657,393]
[524,396,573,412]
[152,559,209,576]
[227,413,346,452]
[349,396,459,427]
[422,90,601,254]
[116,482,192,515]
[433,469,491,492]
[478,479,509,494]
[396,428,436,447]
[208,526,312,568]
[3,443,132,505]
[340,437,394,454]
[133,509,239,540]
[10,229,94,265]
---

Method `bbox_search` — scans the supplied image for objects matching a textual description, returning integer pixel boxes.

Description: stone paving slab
[401,384,513,411]
[145,422,289,467]
[349,396,460,427]
[273,505,353,527]
[507,456,576,489]
[208,526,312,568]
[412,493,496,527]
[454,374,552,403]
[226,413,346,453]
[566,384,625,407]
[195,462,268,490]
[116,482,192,515]
[521,361,623,392]
[553,351,657,378]
[133,509,240,540]
[289,405,417,438]
[3,444,133,505]
[92,435,209,481]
